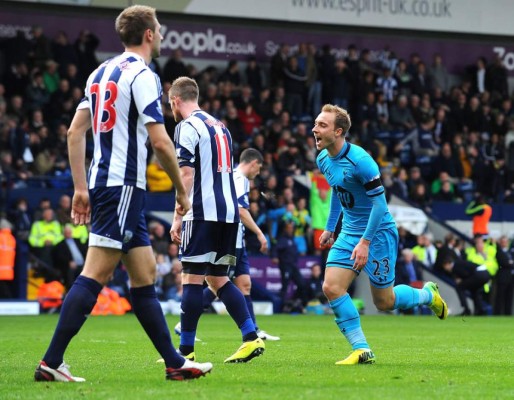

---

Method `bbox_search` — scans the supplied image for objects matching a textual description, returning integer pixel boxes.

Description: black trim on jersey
[370,277,395,288]
[341,142,351,159]
[367,190,385,198]
[364,178,382,191]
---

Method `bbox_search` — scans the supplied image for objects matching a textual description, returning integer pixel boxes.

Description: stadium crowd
[0,26,513,315]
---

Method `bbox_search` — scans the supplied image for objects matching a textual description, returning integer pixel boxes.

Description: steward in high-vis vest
[465,196,492,238]
[0,219,16,298]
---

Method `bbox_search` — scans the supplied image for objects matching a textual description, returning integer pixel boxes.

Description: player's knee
[322,281,346,301]
[238,282,251,295]
[374,297,395,311]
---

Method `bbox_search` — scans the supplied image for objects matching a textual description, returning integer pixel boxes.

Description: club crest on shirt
[123,230,133,244]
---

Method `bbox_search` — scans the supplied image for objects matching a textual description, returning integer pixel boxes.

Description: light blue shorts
[326,227,399,288]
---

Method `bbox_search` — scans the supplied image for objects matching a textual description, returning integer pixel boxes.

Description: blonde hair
[170,76,199,102]
[115,5,157,47]
[321,104,351,135]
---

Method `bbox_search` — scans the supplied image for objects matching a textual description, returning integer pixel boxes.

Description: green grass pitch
[1,313,513,400]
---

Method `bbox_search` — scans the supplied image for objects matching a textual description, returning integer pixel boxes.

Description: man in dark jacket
[494,235,514,315]
[52,224,87,291]
[272,220,307,310]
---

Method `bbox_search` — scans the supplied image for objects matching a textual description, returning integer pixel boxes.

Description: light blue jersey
[316,141,395,238]
[317,141,398,288]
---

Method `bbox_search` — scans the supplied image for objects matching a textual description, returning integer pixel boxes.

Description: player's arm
[170,165,194,245]
[67,107,91,225]
[147,122,190,215]
[351,160,388,270]
[239,207,268,253]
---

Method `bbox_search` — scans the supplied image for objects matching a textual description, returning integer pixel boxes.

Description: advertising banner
[14,0,514,37]
[1,7,514,74]
[248,256,320,294]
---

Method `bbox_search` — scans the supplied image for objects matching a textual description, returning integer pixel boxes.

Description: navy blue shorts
[228,247,250,279]
[180,220,238,266]
[88,185,150,253]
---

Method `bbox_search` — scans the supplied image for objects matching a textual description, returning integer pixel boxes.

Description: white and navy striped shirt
[233,167,250,249]
[78,51,163,190]
[174,110,239,223]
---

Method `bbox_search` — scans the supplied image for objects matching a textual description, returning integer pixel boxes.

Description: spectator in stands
[162,49,188,84]
[52,224,86,291]
[332,58,351,109]
[146,154,173,192]
[390,94,416,132]
[396,248,424,287]
[493,235,514,315]
[395,248,424,314]
[433,233,461,275]
[245,56,264,99]
[25,72,49,112]
[272,219,308,311]
[442,257,491,315]
[74,30,99,80]
[283,56,307,120]
[155,253,172,300]
[148,221,170,256]
[55,194,72,226]
[409,182,432,210]
[42,60,60,95]
[51,31,79,77]
[307,263,325,303]
[163,259,183,302]
[488,55,508,99]
[29,26,52,69]
[270,43,289,88]
[412,233,437,270]
[428,53,450,94]
[394,59,412,96]
[28,207,63,268]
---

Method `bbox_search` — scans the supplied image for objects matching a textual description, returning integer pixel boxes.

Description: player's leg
[179,263,207,358]
[202,284,217,310]
[207,271,265,363]
[323,234,375,365]
[35,246,120,382]
[233,248,280,341]
[367,228,446,320]
[36,186,130,381]
[123,245,185,369]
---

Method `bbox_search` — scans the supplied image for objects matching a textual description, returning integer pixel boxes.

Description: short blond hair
[170,76,199,102]
[321,104,351,135]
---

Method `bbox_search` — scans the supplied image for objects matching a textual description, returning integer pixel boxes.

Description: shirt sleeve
[355,156,388,241]
[174,121,199,168]
[235,173,250,209]
[132,69,164,125]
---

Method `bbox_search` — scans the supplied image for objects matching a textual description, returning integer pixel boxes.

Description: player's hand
[351,239,370,271]
[71,189,91,225]
[175,192,191,216]
[170,219,182,245]
[258,233,268,254]
[319,230,334,247]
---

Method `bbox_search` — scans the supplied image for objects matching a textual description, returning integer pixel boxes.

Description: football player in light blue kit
[313,104,448,365]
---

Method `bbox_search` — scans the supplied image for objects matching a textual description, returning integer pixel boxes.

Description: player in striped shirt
[169,77,265,363]
[202,148,280,341]
[35,5,211,382]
